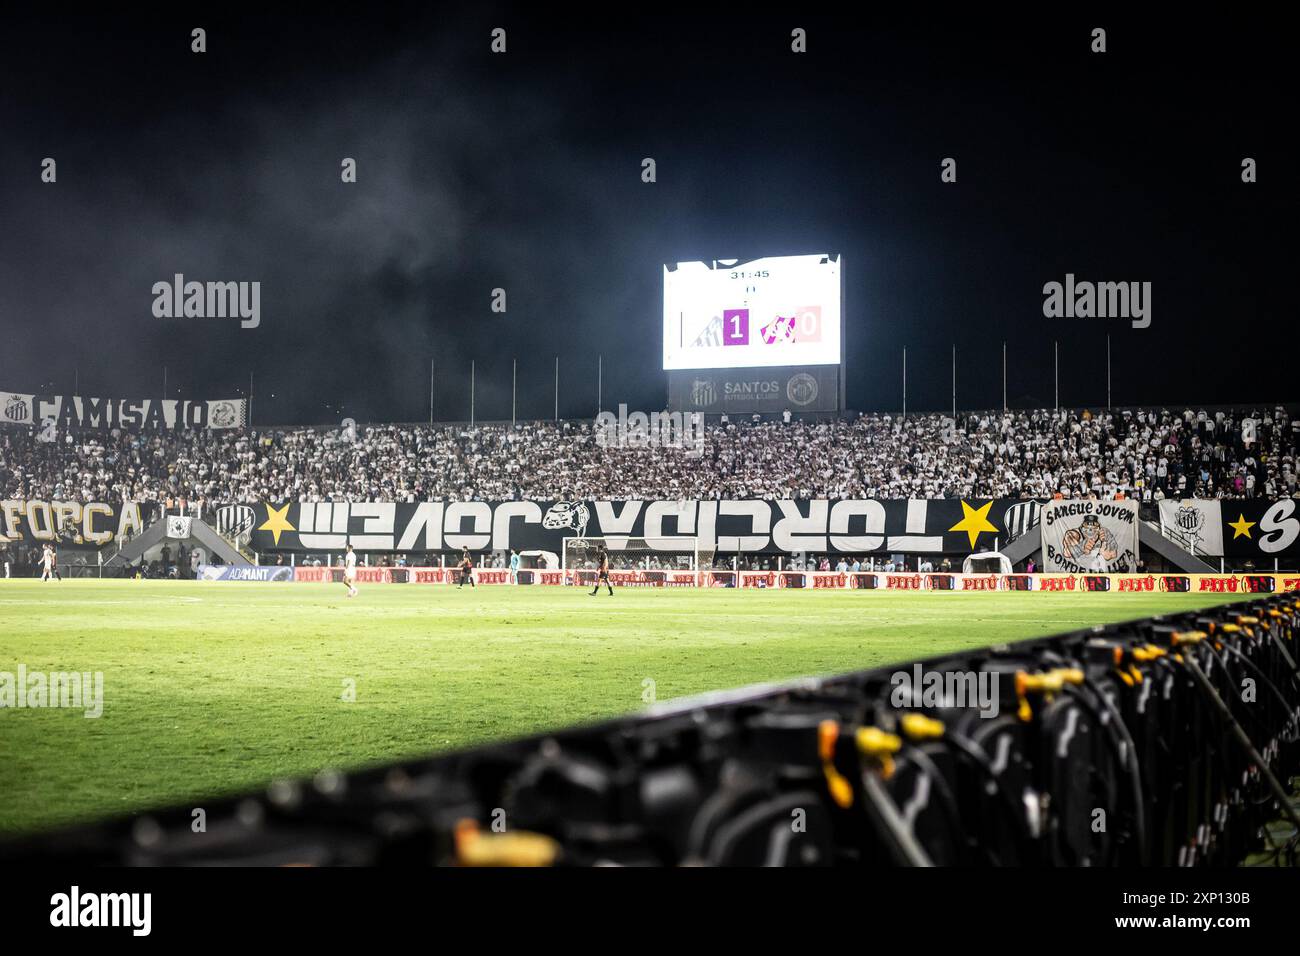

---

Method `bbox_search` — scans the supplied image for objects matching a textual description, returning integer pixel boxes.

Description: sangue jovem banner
[1041,499,1139,573]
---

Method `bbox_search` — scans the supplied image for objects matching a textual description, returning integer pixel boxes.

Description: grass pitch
[0,579,1254,835]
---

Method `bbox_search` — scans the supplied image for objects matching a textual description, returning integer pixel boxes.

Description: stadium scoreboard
[663,253,845,415]
[663,253,842,370]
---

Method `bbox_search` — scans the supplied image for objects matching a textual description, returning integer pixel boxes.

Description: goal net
[562,536,714,586]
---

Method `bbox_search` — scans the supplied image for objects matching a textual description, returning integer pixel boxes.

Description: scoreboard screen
[663,253,842,370]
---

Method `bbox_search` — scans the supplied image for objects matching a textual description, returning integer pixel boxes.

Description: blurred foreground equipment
[4,595,1298,867]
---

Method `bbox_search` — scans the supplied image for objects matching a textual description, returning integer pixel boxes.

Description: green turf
[0,579,1255,835]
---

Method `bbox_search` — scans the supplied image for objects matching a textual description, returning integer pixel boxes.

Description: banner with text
[1041,499,1140,573]
[197,565,293,582]
[246,498,1029,555]
[1,389,246,431]
[0,499,144,547]
[667,365,841,414]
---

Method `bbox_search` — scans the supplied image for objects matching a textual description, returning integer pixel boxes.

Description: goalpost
[561,535,715,587]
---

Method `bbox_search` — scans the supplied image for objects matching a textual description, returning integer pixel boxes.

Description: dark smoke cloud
[0,11,1292,425]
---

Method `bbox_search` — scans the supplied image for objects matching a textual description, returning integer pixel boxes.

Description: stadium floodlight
[561,535,714,587]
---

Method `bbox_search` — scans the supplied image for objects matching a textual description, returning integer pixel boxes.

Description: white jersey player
[41,543,60,582]
[342,544,358,597]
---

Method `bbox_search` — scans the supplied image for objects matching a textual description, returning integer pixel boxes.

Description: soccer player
[41,543,60,582]
[589,545,612,596]
[342,544,358,597]
[509,549,520,585]
[457,548,475,588]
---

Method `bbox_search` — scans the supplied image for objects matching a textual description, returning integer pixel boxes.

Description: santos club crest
[1173,505,1206,547]
[690,379,717,407]
[3,394,31,423]
[786,373,818,406]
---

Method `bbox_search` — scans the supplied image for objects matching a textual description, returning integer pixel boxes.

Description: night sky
[0,8,1292,426]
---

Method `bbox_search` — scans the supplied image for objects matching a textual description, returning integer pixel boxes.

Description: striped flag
[1002,501,1041,541]
[215,504,256,542]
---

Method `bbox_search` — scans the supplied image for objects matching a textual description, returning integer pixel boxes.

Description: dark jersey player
[589,546,612,596]
[457,548,475,588]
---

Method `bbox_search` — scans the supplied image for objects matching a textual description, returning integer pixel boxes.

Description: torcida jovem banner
[245,498,1036,555]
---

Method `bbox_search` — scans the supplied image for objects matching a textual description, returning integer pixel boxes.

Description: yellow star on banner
[258,502,295,546]
[1228,513,1256,539]
[949,499,999,549]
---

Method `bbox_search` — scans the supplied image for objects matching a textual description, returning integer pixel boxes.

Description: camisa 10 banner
[1,389,246,431]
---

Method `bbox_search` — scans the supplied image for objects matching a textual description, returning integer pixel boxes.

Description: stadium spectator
[1,406,1296,506]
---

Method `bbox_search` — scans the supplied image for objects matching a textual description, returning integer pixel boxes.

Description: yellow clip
[1236,615,1259,625]
[1220,623,1241,634]
[1016,669,1074,720]
[818,720,854,809]
[1015,671,1033,721]
[856,726,902,756]
[1171,630,1206,646]
[454,819,559,867]
[900,713,945,741]
[1129,664,1144,684]
[1018,671,1064,694]
[855,726,902,779]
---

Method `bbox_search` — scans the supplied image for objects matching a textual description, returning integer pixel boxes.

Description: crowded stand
[2,406,1297,509]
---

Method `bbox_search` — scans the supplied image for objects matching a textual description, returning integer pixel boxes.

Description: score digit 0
[796,306,823,342]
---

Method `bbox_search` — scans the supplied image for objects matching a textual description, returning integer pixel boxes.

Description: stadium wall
[257,567,1300,594]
